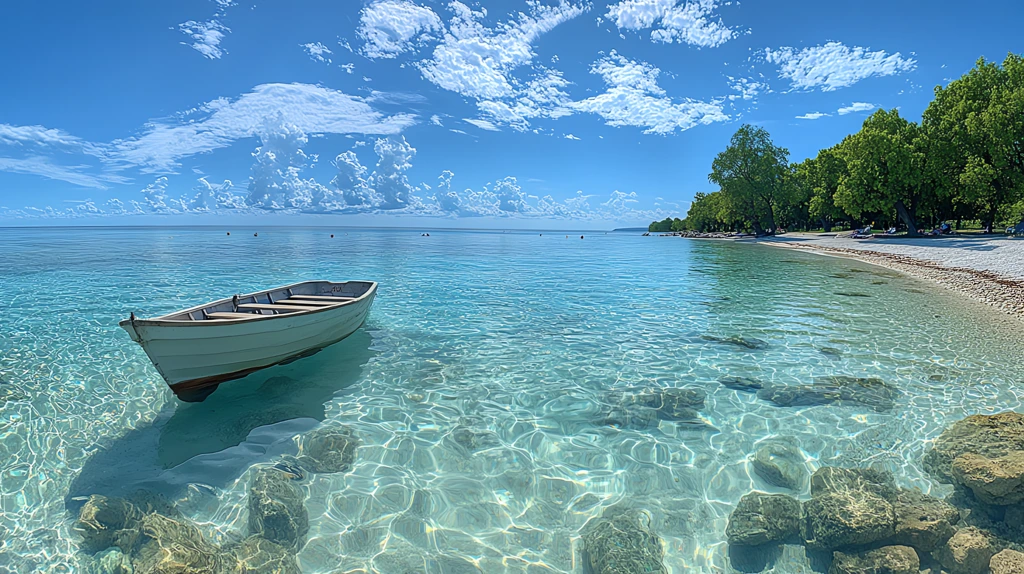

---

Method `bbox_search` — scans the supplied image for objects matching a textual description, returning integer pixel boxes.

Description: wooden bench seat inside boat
[276,299,338,307]
[288,294,357,301]
[206,312,262,320]
[236,303,323,312]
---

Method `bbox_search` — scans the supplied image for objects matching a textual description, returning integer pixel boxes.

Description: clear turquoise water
[1,227,1022,573]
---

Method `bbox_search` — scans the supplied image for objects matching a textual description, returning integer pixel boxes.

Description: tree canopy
[651,52,1024,237]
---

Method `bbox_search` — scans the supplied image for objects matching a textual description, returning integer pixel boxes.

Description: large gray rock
[725,492,801,546]
[581,507,667,574]
[752,442,808,491]
[133,512,226,574]
[923,411,1024,483]
[810,467,899,499]
[990,549,1024,574]
[73,495,145,554]
[225,536,300,574]
[248,468,309,550]
[829,545,920,574]
[296,425,360,474]
[933,527,996,574]
[802,491,897,550]
[891,489,960,552]
[756,376,899,412]
[951,451,1024,506]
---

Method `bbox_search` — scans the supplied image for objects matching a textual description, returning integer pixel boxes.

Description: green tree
[683,191,729,232]
[923,54,1024,232]
[648,217,674,232]
[795,145,849,232]
[835,109,929,236]
[709,125,792,235]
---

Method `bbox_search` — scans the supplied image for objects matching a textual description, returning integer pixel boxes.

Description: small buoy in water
[226,232,230,236]
[539,234,542,236]
[580,235,584,239]
[330,234,334,238]
[254,233,258,237]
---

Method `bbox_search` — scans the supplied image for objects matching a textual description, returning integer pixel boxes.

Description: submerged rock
[828,545,920,574]
[598,387,707,428]
[951,451,1024,506]
[581,507,667,574]
[725,492,801,546]
[819,347,843,359]
[810,467,899,499]
[718,375,764,392]
[295,425,360,474]
[933,527,996,574]
[133,512,225,574]
[248,468,309,550]
[923,411,1024,483]
[448,425,502,453]
[757,376,899,412]
[891,489,960,552]
[225,536,300,574]
[74,495,145,554]
[752,442,808,491]
[802,491,897,550]
[87,548,133,574]
[990,549,1024,574]
[702,334,769,350]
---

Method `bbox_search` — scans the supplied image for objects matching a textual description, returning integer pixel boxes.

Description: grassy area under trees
[650,54,1024,236]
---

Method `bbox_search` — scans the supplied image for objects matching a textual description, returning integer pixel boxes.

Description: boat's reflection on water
[66,329,376,510]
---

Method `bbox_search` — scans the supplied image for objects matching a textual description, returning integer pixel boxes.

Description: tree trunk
[895,200,919,237]
[751,221,765,236]
[981,207,997,234]
[821,217,832,233]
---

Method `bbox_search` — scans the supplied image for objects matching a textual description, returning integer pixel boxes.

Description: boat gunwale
[119,280,377,328]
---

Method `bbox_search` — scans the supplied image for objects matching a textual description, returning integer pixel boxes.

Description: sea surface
[1,226,1022,573]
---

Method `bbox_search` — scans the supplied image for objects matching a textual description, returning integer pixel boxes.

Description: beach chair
[1008,221,1024,237]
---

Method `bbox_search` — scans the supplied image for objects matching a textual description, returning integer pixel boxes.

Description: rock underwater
[725,492,801,546]
[581,506,667,574]
[248,468,309,550]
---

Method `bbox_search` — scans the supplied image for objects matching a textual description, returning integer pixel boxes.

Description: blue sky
[1,0,1021,226]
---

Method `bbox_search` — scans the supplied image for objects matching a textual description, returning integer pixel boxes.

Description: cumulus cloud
[418,1,588,100]
[140,176,175,212]
[571,51,728,134]
[476,67,574,131]
[246,116,330,210]
[837,102,876,115]
[358,0,444,59]
[564,133,580,140]
[110,83,416,173]
[301,42,333,64]
[369,136,416,209]
[179,20,230,59]
[331,151,375,209]
[604,0,736,48]
[795,112,829,120]
[191,177,242,210]
[429,114,444,126]
[764,42,916,92]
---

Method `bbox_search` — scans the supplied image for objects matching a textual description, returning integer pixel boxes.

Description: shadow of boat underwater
[65,329,376,512]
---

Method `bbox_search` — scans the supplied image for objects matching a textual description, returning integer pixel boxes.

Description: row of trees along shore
[651,54,1024,237]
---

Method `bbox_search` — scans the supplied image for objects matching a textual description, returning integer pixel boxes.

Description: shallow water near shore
[1,227,1023,573]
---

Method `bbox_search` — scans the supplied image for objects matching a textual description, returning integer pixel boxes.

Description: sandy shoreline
[751,234,1024,319]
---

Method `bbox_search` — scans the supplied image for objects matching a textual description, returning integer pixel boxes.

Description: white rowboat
[120,280,377,401]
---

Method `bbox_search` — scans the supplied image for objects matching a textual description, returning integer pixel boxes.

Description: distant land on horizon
[613,227,648,232]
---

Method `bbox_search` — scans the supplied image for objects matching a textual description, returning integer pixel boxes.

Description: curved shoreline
[758,237,1024,319]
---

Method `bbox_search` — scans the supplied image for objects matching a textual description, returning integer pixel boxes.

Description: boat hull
[123,282,376,400]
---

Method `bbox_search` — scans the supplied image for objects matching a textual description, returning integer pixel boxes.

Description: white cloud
[418,1,588,100]
[727,76,768,101]
[301,42,333,64]
[340,63,356,74]
[604,0,736,48]
[564,133,580,140]
[110,83,416,173]
[429,114,444,126]
[0,156,128,189]
[764,42,916,92]
[246,116,330,210]
[179,20,230,59]
[464,118,500,132]
[476,67,574,131]
[332,151,375,209]
[795,112,829,120]
[571,51,728,134]
[140,176,177,212]
[369,136,417,209]
[837,102,876,115]
[358,0,444,59]
[191,177,242,210]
